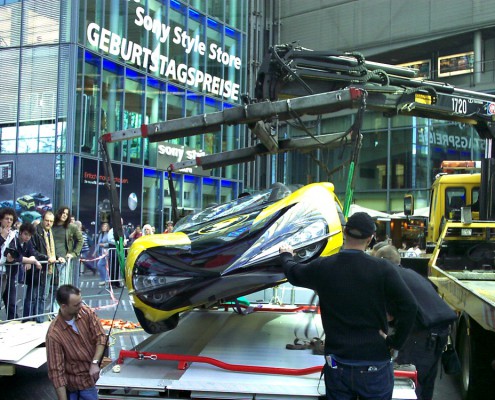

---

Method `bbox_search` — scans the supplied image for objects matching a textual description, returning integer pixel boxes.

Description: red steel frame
[117,350,418,384]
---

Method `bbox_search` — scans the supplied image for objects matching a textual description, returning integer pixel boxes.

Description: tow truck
[98,44,495,399]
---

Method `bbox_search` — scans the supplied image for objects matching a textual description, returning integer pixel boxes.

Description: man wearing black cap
[279,212,417,400]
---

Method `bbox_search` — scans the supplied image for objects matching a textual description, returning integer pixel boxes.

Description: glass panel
[208,0,224,21]
[80,0,103,47]
[203,97,221,176]
[184,92,203,148]
[225,0,242,30]
[145,77,166,166]
[428,121,484,178]
[169,3,187,85]
[0,1,22,47]
[187,10,205,92]
[22,0,60,46]
[126,0,148,60]
[224,27,241,93]
[220,179,234,203]
[206,18,223,84]
[188,0,206,13]
[0,48,20,129]
[202,177,219,208]
[147,0,168,78]
[78,51,102,156]
[143,169,162,230]
[0,126,17,153]
[183,175,200,209]
[166,84,185,145]
[223,122,240,179]
[101,59,124,160]
[123,68,145,164]
[19,46,59,128]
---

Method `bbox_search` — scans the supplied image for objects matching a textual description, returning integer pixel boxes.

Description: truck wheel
[458,318,495,400]
[133,307,179,334]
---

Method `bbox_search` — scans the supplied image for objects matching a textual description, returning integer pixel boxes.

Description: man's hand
[279,244,295,256]
[89,363,100,382]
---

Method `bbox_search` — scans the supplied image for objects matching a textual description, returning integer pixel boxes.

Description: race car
[125,182,345,334]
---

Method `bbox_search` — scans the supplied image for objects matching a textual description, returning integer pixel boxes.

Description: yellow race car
[126,182,345,334]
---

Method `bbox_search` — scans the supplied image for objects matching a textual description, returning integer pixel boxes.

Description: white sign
[157,143,209,176]
[86,0,241,101]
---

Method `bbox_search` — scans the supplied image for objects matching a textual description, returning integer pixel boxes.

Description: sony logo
[157,144,206,161]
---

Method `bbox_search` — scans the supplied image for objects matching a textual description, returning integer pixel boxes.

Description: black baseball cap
[345,212,376,239]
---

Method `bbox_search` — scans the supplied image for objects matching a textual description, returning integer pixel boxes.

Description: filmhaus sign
[157,143,209,176]
[86,0,241,101]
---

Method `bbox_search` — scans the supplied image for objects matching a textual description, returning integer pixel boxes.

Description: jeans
[1,267,19,320]
[324,359,394,400]
[22,270,47,323]
[97,255,108,283]
[68,386,98,400]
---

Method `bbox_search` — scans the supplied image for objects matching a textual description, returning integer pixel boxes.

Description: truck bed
[430,266,495,332]
[97,309,416,399]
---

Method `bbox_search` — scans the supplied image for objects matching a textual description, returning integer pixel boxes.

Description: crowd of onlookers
[0,204,175,322]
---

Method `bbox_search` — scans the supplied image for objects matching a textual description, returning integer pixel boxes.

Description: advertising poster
[79,158,99,232]
[0,154,55,223]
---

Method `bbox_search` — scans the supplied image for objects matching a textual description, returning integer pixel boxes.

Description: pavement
[0,273,463,400]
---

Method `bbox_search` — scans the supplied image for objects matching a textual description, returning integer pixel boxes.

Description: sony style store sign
[157,143,210,176]
[86,0,242,101]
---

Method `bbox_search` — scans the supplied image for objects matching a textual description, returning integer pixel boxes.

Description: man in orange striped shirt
[46,285,106,400]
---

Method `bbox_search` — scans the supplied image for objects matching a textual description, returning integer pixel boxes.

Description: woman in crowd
[94,222,111,287]
[52,207,82,287]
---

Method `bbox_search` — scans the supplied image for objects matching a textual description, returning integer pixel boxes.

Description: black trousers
[396,328,448,400]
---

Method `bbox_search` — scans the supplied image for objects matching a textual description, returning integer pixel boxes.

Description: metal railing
[0,259,77,323]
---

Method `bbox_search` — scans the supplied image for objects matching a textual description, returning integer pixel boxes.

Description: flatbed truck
[97,307,417,399]
[427,220,495,399]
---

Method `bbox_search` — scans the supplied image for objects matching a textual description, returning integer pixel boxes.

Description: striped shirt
[46,305,107,391]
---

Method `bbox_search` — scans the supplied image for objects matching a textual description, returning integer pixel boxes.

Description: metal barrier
[0,259,76,323]
[79,247,127,288]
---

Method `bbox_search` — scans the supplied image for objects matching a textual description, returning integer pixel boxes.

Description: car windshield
[174,183,293,231]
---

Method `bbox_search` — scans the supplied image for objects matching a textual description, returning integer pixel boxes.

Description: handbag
[441,336,461,375]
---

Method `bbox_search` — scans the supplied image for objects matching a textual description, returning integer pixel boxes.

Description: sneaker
[98,281,105,286]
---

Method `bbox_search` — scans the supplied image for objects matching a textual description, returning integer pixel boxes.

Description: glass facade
[278,112,484,213]
[0,0,247,233]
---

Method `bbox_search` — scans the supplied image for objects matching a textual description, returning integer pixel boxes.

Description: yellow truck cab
[426,161,480,251]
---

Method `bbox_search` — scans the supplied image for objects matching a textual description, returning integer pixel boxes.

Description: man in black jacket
[279,212,417,400]
[9,222,48,322]
[374,244,457,400]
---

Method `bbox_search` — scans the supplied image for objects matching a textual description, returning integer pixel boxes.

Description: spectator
[374,245,457,400]
[76,222,96,276]
[0,207,19,319]
[163,221,174,234]
[94,222,111,287]
[9,222,49,323]
[279,212,417,400]
[129,225,142,244]
[46,284,106,400]
[31,211,65,319]
[52,207,83,286]
[142,224,153,236]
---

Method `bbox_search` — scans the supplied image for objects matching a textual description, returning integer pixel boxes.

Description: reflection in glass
[101,59,124,160]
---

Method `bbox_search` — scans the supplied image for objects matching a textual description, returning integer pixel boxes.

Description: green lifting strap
[343,162,355,218]
[342,93,366,218]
